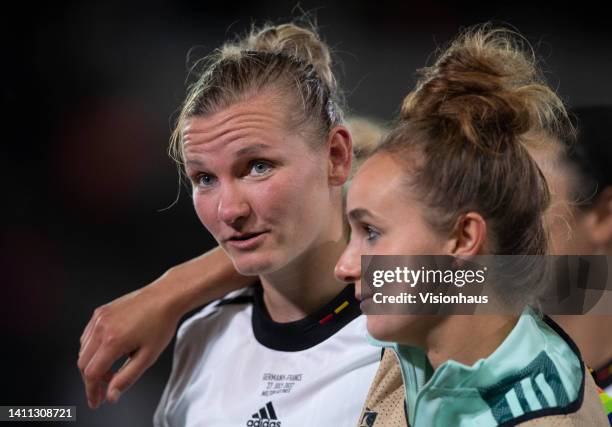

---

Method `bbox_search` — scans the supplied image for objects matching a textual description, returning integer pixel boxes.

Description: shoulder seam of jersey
[495,316,586,426]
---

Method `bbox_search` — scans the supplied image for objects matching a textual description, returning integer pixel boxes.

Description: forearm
[153,246,254,317]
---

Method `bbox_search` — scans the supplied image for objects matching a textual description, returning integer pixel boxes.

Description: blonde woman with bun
[335,26,609,426]
[77,87,387,423]
[125,22,387,426]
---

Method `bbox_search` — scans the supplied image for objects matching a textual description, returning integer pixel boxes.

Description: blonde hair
[377,24,573,255]
[345,116,387,176]
[169,22,343,166]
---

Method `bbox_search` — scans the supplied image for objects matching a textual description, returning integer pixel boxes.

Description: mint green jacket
[365,309,608,426]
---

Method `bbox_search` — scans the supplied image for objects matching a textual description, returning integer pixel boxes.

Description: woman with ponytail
[335,26,609,426]
[148,22,388,426]
[77,29,388,427]
[74,21,388,426]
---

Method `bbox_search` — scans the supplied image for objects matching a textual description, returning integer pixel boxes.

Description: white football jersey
[154,283,380,427]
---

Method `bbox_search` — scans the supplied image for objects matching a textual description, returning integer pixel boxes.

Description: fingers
[83,373,105,409]
[78,313,130,409]
[82,370,112,409]
[80,306,104,346]
[106,350,155,404]
[78,333,102,407]
[82,333,131,407]
[76,288,170,409]
[78,322,101,376]
[78,326,103,405]
[80,315,94,346]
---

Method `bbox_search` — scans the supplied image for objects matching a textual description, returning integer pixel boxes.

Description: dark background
[2,1,610,426]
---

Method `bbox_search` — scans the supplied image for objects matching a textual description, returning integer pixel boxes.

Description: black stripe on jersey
[180,290,254,326]
[251,282,362,351]
[215,295,254,307]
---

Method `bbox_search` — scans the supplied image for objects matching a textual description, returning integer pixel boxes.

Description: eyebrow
[348,208,376,222]
[185,159,206,169]
[184,143,274,170]
[233,143,272,157]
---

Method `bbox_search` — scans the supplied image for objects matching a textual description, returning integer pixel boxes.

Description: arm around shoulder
[77,246,253,408]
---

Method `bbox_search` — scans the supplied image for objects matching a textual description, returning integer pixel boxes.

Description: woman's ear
[446,212,487,256]
[582,186,612,250]
[327,125,352,186]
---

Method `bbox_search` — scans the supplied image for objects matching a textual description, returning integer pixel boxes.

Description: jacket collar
[370,307,583,426]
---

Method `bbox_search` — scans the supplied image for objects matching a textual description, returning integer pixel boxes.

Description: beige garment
[357,349,407,427]
[358,350,608,427]
[517,372,608,426]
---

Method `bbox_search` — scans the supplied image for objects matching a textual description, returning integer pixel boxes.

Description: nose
[334,244,361,285]
[217,182,250,226]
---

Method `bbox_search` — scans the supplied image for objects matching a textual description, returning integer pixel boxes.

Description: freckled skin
[183,92,334,277]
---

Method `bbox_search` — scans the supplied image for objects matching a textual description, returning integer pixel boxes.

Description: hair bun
[221,23,335,93]
[401,25,570,150]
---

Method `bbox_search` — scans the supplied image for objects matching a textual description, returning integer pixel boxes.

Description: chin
[366,315,397,342]
[367,315,422,345]
[231,252,278,276]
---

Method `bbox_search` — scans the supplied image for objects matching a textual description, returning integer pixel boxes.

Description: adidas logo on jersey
[246,401,281,427]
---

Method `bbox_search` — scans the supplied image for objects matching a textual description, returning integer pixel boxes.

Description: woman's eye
[249,161,273,176]
[364,225,380,242]
[197,174,217,187]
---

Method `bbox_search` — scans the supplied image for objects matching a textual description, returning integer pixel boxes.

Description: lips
[355,282,374,302]
[226,231,266,242]
[359,296,375,313]
[224,231,269,250]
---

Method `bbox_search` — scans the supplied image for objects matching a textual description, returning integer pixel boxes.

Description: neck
[424,315,518,371]
[260,196,348,322]
[553,315,612,368]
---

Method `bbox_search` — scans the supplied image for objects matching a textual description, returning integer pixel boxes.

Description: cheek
[193,193,219,231]
[390,221,447,254]
[249,180,294,222]
[254,170,324,224]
